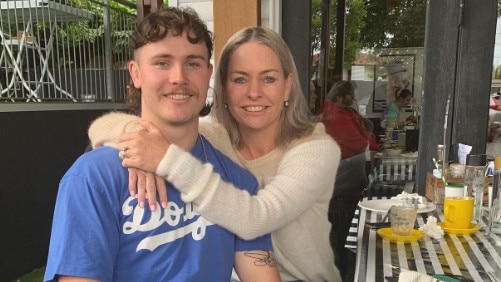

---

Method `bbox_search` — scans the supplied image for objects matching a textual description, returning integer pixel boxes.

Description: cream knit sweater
[89,112,342,282]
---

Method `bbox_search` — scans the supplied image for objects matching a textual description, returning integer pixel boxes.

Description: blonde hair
[212,26,316,148]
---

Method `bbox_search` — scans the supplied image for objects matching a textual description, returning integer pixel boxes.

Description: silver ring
[120,147,128,159]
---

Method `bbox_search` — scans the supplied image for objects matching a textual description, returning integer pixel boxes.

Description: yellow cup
[443,197,474,229]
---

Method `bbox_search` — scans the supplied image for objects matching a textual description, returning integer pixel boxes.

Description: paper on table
[419,216,444,239]
[457,143,472,165]
[398,270,439,282]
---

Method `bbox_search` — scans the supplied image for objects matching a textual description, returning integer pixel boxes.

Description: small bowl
[383,148,402,157]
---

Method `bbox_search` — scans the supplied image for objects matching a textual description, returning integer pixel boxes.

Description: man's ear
[129,60,141,88]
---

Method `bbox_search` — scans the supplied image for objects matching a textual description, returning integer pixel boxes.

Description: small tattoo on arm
[244,250,276,267]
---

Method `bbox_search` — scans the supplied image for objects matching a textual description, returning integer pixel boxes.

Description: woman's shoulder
[289,123,338,149]
[199,121,227,140]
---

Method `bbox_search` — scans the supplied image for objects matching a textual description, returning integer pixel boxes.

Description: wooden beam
[213,0,260,63]
[137,0,163,22]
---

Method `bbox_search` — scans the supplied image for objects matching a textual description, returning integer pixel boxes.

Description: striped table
[373,153,418,182]
[351,204,501,281]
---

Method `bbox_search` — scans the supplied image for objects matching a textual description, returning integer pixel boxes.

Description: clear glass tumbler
[390,205,417,236]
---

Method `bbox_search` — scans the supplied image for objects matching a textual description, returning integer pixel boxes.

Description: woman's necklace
[198,134,208,163]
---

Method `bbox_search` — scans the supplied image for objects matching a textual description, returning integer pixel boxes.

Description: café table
[0,0,93,101]
[351,200,501,281]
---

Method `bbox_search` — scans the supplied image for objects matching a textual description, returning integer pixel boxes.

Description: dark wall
[0,109,110,281]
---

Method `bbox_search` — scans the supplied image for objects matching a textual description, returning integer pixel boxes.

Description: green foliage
[27,0,137,68]
[360,0,426,49]
[311,0,367,72]
[494,65,501,79]
[311,0,428,78]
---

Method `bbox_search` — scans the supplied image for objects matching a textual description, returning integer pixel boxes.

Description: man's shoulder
[65,147,124,179]
[76,146,120,166]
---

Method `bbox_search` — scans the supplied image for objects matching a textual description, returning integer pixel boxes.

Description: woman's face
[225,42,292,136]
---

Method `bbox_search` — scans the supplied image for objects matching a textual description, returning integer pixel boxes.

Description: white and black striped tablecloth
[348,204,501,282]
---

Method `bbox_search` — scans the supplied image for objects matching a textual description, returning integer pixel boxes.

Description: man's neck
[144,117,200,151]
[163,125,199,151]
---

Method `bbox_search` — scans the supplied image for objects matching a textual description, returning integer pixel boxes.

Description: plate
[437,222,481,235]
[358,199,436,214]
[377,227,424,242]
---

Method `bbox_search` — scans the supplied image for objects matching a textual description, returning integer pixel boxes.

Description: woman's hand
[119,120,170,210]
[128,168,167,210]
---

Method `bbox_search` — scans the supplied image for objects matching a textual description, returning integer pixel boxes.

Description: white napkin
[399,270,439,282]
[391,192,426,209]
[457,143,472,165]
[419,216,444,239]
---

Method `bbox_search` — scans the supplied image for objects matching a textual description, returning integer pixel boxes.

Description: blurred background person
[381,88,416,130]
[316,80,379,281]
[317,80,379,160]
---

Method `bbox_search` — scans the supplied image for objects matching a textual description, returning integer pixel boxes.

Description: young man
[44,7,280,282]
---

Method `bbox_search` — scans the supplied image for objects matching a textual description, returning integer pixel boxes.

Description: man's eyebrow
[186,54,207,61]
[230,69,280,75]
[149,54,207,60]
[151,53,173,60]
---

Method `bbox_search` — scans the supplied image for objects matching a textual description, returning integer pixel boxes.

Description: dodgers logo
[122,197,214,251]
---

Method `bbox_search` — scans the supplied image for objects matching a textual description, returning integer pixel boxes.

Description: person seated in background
[316,80,380,281]
[317,80,380,160]
[381,88,416,129]
[43,7,279,282]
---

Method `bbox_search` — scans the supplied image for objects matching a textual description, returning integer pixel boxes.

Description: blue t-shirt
[44,135,271,282]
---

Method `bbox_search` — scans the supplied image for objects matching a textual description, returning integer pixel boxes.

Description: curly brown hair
[126,7,213,116]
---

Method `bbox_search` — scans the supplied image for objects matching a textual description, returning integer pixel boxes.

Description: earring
[224,103,228,109]
[284,101,289,107]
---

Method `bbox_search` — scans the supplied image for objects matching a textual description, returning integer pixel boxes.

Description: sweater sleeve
[88,112,141,149]
[155,137,341,240]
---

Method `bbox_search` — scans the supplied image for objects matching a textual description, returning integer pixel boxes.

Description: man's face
[129,31,213,127]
